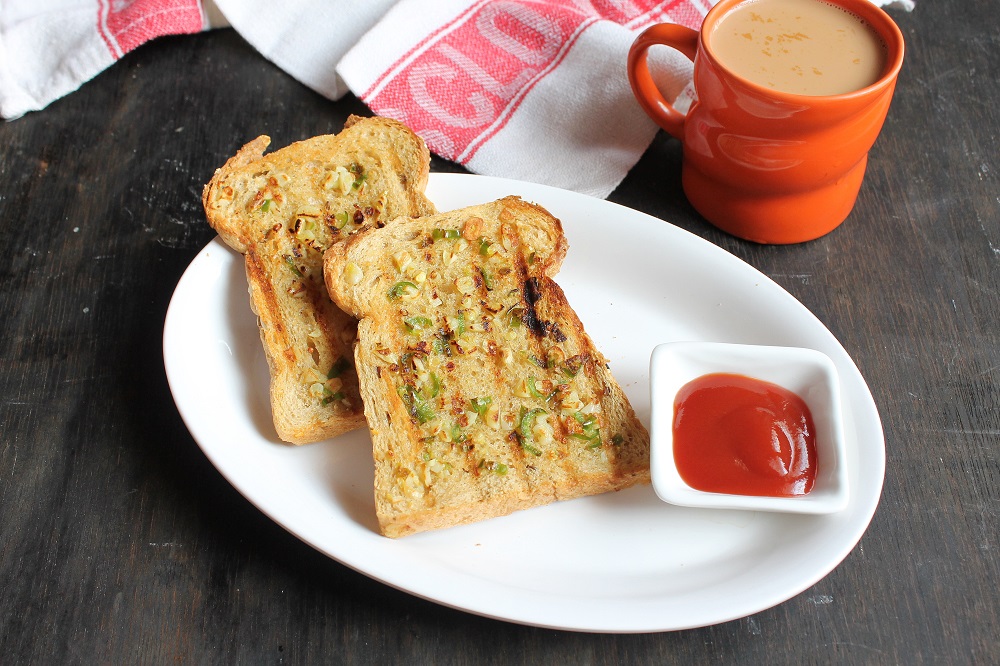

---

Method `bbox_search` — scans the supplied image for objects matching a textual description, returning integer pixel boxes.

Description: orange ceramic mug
[628,0,905,244]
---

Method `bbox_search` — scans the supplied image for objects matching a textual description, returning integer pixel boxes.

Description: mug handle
[627,24,700,140]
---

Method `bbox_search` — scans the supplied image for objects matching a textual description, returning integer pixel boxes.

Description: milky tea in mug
[626,0,905,243]
[709,0,888,96]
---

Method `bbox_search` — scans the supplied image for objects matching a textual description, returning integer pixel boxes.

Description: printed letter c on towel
[408,61,494,129]
[475,2,564,66]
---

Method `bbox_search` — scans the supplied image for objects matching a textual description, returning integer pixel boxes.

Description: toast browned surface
[202,116,436,444]
[324,197,650,537]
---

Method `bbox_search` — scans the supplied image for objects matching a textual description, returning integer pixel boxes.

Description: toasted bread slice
[202,116,436,444]
[324,197,650,537]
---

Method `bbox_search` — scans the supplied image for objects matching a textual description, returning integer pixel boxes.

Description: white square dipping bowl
[649,341,849,514]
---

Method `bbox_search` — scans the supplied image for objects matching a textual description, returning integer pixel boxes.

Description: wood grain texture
[1,2,997,661]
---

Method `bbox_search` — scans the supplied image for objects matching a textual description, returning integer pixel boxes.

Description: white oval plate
[163,173,884,633]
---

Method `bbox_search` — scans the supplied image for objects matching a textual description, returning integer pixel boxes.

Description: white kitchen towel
[210,0,398,102]
[0,0,915,197]
[337,0,710,197]
[0,0,210,120]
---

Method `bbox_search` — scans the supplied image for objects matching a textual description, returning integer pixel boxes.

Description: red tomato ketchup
[672,373,817,497]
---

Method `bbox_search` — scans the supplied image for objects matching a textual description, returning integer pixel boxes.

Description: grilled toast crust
[324,197,650,537]
[202,116,436,444]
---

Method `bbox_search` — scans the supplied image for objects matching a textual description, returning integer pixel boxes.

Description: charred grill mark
[524,276,542,305]
[521,277,567,342]
[522,278,546,338]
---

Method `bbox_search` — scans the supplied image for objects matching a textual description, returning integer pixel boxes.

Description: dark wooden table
[2,1,997,662]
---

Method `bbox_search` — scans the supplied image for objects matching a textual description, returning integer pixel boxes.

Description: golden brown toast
[324,197,650,537]
[202,116,436,444]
